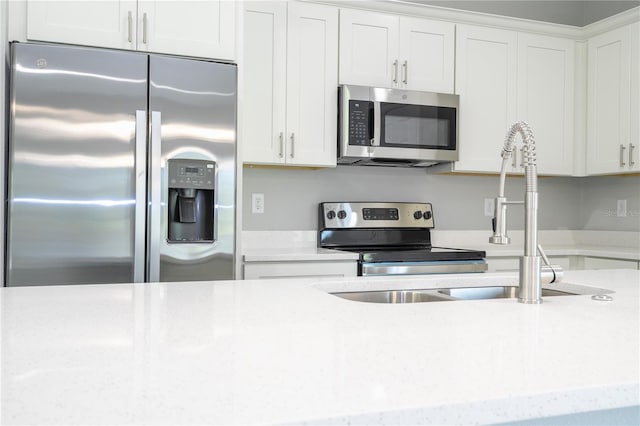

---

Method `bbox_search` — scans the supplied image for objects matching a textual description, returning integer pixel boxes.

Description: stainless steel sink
[333,290,455,303]
[330,283,610,304]
[437,286,575,300]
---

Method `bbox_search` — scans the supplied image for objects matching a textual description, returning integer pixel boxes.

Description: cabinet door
[630,22,640,172]
[583,257,639,270]
[26,0,137,49]
[587,25,632,175]
[243,261,357,279]
[398,17,454,93]
[338,8,399,88]
[137,0,235,60]
[454,25,517,173]
[286,2,338,167]
[242,2,287,164]
[517,33,575,175]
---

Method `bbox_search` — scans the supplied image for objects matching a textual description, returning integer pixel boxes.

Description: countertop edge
[292,383,640,425]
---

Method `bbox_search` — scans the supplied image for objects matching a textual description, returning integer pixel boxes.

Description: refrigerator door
[6,43,148,286]
[148,55,236,282]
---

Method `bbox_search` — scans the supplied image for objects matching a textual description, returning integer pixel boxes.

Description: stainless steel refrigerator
[6,43,237,286]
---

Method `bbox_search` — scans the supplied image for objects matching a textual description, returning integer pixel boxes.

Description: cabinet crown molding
[312,0,639,40]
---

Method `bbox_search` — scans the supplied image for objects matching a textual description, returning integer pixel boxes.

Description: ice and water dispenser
[167,159,216,243]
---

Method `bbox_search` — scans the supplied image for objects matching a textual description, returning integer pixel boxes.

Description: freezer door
[148,56,236,282]
[6,43,148,286]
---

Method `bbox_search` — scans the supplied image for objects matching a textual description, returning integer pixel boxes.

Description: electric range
[318,202,487,276]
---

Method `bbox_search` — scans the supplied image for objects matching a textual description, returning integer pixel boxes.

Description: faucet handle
[489,197,511,245]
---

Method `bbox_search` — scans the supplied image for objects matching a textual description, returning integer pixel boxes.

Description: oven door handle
[361,262,488,276]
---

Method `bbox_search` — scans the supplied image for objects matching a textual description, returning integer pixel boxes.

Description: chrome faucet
[489,121,561,304]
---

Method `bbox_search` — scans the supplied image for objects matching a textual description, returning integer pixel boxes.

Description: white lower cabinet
[452,25,575,175]
[488,255,638,272]
[581,257,639,271]
[242,1,338,167]
[487,256,571,272]
[243,261,357,280]
[25,0,235,59]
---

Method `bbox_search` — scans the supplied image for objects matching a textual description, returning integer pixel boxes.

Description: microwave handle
[372,101,381,147]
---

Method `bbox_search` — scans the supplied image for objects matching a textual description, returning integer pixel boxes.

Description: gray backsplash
[242,166,640,232]
[579,175,640,231]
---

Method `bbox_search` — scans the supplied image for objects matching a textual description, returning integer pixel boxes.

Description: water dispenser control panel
[167,158,216,243]
[168,159,215,190]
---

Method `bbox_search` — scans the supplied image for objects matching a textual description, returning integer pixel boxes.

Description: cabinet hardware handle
[402,60,408,84]
[127,11,133,43]
[630,143,636,167]
[511,149,517,169]
[143,13,148,44]
[392,60,398,84]
[279,132,284,158]
[620,144,626,167]
[290,133,295,158]
[519,147,524,168]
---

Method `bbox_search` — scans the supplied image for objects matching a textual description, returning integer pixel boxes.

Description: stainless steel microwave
[338,85,459,167]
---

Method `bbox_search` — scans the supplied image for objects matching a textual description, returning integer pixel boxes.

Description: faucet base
[518,255,542,304]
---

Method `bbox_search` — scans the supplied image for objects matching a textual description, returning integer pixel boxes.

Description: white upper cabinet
[242,2,286,164]
[454,25,518,173]
[136,1,235,59]
[587,23,639,174]
[242,1,338,167]
[26,0,235,60]
[517,33,575,175]
[338,9,398,88]
[398,16,455,93]
[27,1,135,49]
[339,8,454,93]
[453,25,575,175]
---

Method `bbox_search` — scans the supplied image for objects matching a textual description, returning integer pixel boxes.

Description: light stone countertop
[242,230,640,262]
[1,270,639,425]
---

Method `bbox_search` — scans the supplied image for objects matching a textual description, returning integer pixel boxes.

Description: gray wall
[415,1,640,26]
[579,176,640,231]
[241,167,632,231]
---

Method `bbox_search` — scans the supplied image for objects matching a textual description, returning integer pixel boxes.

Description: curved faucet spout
[499,121,537,197]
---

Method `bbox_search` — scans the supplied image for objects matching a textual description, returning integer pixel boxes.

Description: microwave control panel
[348,100,373,146]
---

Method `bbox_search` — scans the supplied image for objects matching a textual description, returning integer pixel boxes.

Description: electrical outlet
[617,199,627,217]
[484,198,495,217]
[252,193,265,214]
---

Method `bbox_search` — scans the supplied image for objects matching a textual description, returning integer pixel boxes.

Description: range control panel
[320,202,434,229]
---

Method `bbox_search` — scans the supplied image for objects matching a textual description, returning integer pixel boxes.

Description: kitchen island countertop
[1,270,639,425]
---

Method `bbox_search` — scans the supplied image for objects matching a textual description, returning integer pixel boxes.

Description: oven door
[360,260,488,276]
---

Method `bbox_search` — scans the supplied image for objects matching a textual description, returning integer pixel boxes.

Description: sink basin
[330,283,610,304]
[437,286,575,300]
[333,290,455,303]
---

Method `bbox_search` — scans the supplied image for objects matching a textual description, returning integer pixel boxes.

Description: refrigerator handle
[148,111,162,282]
[134,111,147,283]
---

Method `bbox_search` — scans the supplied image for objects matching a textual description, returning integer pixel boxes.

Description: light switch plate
[252,193,265,214]
[484,198,495,217]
